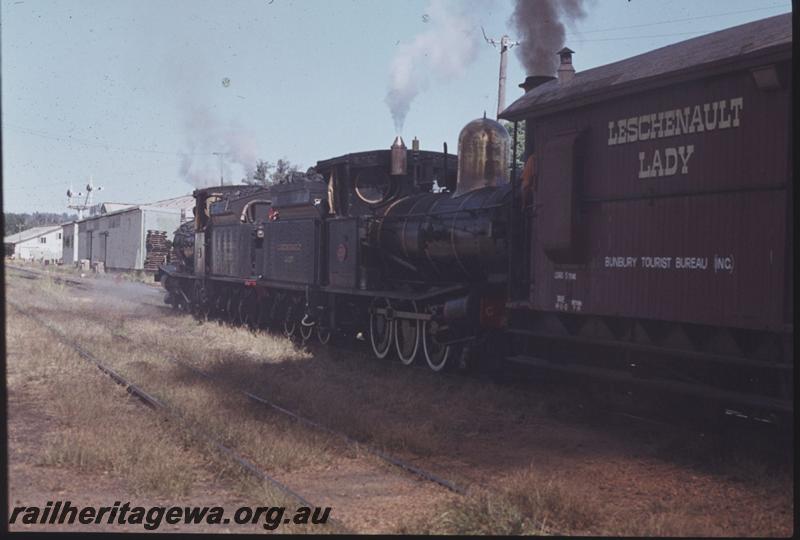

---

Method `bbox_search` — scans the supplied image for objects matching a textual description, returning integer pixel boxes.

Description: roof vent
[557,47,575,84]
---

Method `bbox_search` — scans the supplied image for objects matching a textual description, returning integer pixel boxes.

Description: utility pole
[211,152,227,186]
[482,27,519,119]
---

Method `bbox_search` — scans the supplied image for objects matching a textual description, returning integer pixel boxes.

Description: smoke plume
[509,0,587,76]
[178,106,258,188]
[385,0,480,133]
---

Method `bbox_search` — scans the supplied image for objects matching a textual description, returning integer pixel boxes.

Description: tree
[244,158,301,185]
[271,158,299,184]
[251,160,272,184]
[4,212,78,236]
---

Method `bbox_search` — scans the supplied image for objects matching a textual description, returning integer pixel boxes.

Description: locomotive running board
[371,307,432,321]
[506,355,792,415]
[320,283,467,302]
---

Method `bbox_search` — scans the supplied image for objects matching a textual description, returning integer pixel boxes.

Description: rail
[8,300,349,532]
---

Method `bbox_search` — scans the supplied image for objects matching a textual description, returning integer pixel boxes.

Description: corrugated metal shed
[500,13,792,120]
[100,203,136,214]
[75,206,185,270]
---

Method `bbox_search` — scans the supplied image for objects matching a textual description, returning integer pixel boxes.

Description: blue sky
[2,0,792,213]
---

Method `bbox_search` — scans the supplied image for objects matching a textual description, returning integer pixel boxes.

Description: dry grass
[5,278,332,522]
[7,259,157,286]
[123,313,550,461]
[5,271,793,536]
[7,308,199,497]
[8,269,545,467]
[6,273,340,487]
[19,312,338,477]
[401,468,600,535]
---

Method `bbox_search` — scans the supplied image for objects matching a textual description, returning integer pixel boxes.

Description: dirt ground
[5,264,794,535]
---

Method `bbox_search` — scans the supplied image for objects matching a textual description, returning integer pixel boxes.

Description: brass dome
[454,117,510,197]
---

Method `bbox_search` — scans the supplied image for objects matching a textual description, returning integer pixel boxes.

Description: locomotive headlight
[256,229,264,239]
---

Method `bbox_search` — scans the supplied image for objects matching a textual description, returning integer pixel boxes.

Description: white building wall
[14,229,63,261]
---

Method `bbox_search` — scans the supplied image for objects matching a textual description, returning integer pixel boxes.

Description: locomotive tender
[159,14,792,417]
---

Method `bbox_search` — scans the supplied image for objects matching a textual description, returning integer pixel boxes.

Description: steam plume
[509,0,587,75]
[385,0,480,133]
[178,106,258,188]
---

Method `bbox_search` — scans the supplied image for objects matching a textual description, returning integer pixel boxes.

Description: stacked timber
[144,230,171,271]
[172,221,195,272]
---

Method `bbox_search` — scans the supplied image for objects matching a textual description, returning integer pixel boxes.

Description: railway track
[7,265,89,289]
[108,329,467,495]
[8,265,789,461]
[8,299,350,533]
[5,267,468,494]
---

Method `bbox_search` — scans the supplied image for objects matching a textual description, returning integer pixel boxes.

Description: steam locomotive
[159,14,792,419]
[160,120,511,372]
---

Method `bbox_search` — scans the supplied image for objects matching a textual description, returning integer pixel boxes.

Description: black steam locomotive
[159,119,512,372]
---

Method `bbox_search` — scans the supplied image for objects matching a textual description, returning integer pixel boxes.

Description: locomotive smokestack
[390,135,407,176]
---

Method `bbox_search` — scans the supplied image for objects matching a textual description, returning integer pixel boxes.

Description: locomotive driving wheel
[422,318,453,372]
[283,316,297,338]
[317,326,332,345]
[369,297,394,359]
[299,315,314,342]
[394,301,420,365]
[283,300,298,339]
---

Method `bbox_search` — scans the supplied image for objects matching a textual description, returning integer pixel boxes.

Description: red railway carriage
[500,14,792,415]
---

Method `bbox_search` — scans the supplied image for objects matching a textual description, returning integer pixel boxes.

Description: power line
[566,4,789,36]
[2,123,211,157]
[2,164,175,192]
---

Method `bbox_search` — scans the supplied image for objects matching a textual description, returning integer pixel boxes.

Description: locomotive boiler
[372,117,511,284]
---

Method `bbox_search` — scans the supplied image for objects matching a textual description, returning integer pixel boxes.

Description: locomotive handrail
[239,198,272,223]
[374,201,508,221]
